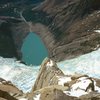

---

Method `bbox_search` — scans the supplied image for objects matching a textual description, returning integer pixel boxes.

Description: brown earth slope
[31,0,100,61]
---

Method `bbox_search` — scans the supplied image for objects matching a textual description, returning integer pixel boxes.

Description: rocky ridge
[28,58,100,100]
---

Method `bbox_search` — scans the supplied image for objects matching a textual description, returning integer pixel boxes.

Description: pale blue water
[21,32,48,65]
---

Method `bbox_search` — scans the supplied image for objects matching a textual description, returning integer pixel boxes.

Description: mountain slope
[31,0,100,61]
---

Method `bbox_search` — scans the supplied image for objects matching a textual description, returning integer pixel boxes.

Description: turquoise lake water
[21,32,48,65]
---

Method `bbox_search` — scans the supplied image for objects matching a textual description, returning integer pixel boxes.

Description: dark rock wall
[31,0,100,61]
[10,21,30,59]
[0,19,18,58]
[0,17,29,59]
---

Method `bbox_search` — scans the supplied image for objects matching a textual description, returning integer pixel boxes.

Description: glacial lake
[21,32,48,65]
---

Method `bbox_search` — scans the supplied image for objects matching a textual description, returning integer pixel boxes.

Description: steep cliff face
[0,0,44,60]
[0,0,100,62]
[31,0,100,61]
[0,17,30,59]
[0,18,18,58]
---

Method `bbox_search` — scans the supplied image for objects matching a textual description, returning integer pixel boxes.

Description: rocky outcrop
[31,57,64,91]
[0,78,27,100]
[28,58,100,100]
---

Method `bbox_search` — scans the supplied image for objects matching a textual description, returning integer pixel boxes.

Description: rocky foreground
[0,58,100,100]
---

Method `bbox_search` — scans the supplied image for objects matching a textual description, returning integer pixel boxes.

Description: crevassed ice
[58,48,100,78]
[0,48,100,93]
[0,57,39,93]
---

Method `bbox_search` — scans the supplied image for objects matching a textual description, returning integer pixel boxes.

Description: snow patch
[46,60,53,67]
[94,81,100,93]
[64,77,92,97]
[71,77,92,92]
[64,77,100,97]
[58,76,71,86]
[93,44,99,50]
[64,89,87,97]
[33,94,41,100]
[97,11,100,14]
[94,30,100,33]
[70,77,92,97]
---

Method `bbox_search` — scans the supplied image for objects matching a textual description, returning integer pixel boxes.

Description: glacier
[0,49,100,93]
[58,48,100,78]
[0,57,39,93]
